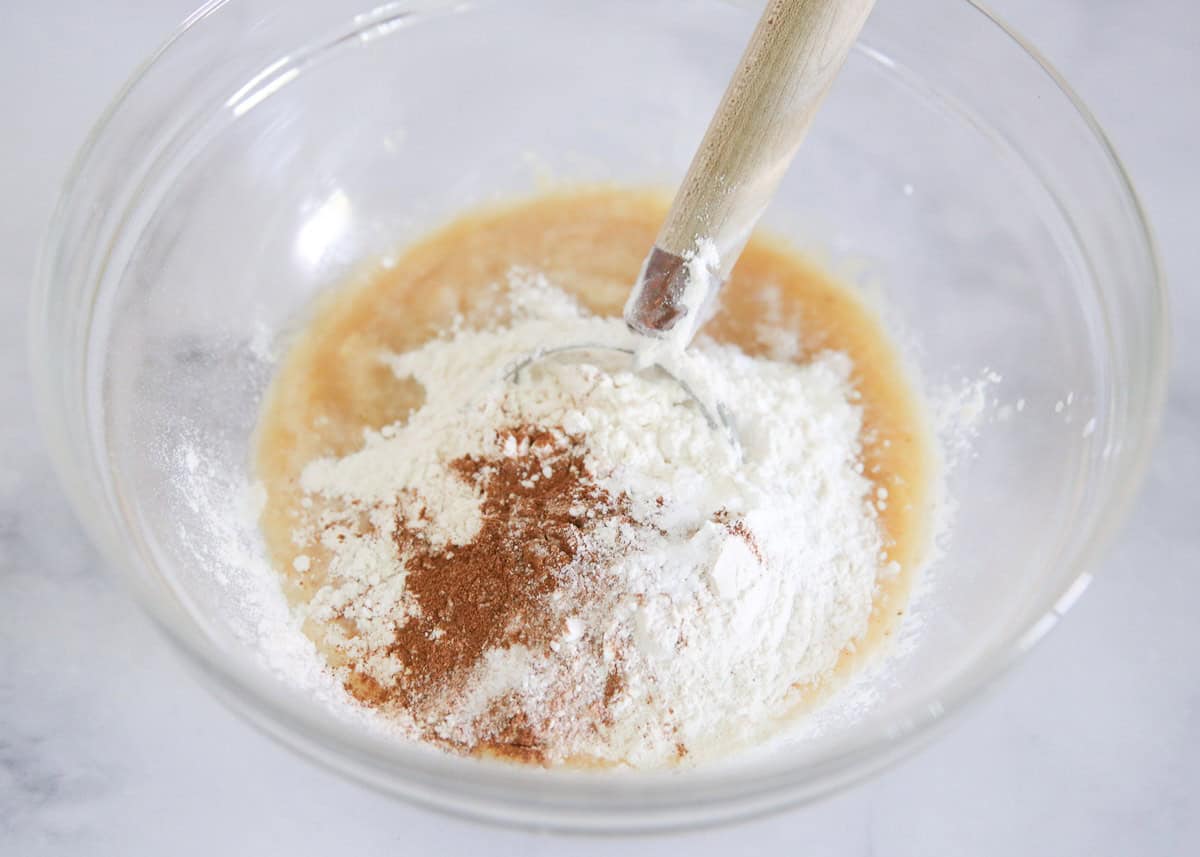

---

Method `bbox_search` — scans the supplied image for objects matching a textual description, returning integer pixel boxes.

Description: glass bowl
[30,0,1167,833]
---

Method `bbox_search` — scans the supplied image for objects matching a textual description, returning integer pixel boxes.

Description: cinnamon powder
[340,426,631,761]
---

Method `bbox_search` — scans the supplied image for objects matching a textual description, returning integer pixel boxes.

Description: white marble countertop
[2,0,1196,853]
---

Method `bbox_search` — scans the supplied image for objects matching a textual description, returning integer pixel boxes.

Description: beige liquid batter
[256,188,934,759]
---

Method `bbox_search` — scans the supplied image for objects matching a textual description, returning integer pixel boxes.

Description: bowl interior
[57,0,1162,831]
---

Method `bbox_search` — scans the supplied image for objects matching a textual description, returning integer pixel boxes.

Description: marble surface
[2,0,1197,853]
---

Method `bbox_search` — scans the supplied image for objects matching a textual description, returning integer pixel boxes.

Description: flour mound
[295,272,884,767]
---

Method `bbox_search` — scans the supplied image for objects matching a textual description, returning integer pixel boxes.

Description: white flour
[290,270,888,766]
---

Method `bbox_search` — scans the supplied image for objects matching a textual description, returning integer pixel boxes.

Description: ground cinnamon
[340,426,627,760]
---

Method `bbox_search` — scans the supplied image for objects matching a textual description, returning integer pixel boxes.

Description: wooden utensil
[625,0,875,346]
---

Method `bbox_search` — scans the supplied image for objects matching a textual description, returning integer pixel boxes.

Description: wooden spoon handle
[626,0,874,342]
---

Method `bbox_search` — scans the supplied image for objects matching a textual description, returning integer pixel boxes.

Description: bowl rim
[29,0,1170,833]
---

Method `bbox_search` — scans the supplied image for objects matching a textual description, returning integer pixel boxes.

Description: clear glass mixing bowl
[30,0,1167,833]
